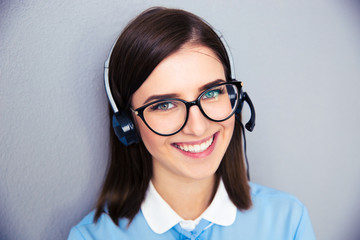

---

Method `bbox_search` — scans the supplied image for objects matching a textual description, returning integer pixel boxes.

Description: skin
[131,44,235,220]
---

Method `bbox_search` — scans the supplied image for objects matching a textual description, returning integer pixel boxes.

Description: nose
[181,104,210,136]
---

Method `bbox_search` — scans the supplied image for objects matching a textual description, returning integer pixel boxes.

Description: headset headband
[104,41,119,113]
[103,29,236,114]
[213,29,236,80]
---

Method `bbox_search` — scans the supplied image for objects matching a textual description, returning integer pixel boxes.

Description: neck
[152,174,217,220]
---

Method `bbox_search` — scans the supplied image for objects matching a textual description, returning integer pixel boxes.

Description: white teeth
[189,145,194,152]
[176,137,214,153]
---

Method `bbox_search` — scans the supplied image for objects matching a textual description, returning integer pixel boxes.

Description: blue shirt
[68,182,316,239]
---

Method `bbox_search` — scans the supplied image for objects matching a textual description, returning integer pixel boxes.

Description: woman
[68,7,316,239]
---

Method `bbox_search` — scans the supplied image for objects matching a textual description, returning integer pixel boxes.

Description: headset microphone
[243,92,256,132]
[234,86,256,132]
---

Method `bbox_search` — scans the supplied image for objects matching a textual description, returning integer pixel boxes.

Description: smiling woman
[67,7,316,240]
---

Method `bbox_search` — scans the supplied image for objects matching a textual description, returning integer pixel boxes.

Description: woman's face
[131,44,235,183]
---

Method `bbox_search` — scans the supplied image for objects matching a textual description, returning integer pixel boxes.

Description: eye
[149,101,176,111]
[202,88,223,100]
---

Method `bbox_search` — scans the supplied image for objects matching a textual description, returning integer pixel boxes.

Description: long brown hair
[95,7,251,225]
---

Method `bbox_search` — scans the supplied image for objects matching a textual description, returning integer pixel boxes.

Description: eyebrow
[198,79,226,92]
[142,79,226,105]
[143,93,180,105]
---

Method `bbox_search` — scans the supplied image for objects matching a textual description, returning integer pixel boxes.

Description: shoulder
[249,182,303,204]
[67,210,166,240]
[248,182,305,218]
[67,211,119,240]
[230,182,316,239]
[73,211,97,227]
[67,211,132,240]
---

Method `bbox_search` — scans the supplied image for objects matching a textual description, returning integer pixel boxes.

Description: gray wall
[1,0,359,239]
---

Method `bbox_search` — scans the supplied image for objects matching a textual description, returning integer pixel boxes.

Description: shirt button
[180,220,197,231]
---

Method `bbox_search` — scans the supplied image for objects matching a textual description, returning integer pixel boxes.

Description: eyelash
[149,101,176,111]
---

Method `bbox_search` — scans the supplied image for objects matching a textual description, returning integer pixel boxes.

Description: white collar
[140,179,237,234]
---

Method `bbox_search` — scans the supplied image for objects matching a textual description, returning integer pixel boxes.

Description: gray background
[1,0,359,239]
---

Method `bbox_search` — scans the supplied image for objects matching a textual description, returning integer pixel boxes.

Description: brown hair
[95,7,251,225]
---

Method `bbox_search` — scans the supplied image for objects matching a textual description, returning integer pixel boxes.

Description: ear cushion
[112,111,140,146]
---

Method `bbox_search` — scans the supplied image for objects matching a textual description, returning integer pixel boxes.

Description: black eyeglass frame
[131,81,243,136]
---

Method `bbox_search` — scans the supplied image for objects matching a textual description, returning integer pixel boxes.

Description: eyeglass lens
[142,83,239,135]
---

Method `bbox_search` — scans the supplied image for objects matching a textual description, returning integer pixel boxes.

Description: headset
[104,31,256,147]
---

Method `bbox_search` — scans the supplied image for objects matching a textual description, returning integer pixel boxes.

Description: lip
[171,132,219,158]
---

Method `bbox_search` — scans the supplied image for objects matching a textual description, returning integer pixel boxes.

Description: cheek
[220,117,236,146]
[222,116,236,134]
[134,116,151,143]
[134,117,166,157]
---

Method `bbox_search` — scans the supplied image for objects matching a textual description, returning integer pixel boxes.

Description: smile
[172,134,216,154]
[174,137,213,153]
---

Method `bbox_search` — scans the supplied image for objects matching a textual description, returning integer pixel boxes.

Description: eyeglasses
[131,82,243,136]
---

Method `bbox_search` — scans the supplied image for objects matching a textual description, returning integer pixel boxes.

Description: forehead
[131,44,226,106]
